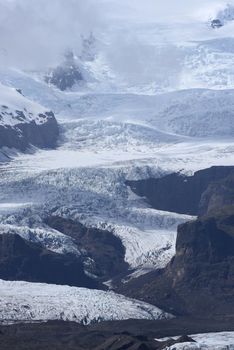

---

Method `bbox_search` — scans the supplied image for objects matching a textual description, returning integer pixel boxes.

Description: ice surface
[0,280,171,325]
[0,88,234,270]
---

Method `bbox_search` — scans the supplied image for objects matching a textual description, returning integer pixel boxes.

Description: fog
[102,0,234,88]
[0,0,232,76]
[102,0,230,21]
[0,0,101,69]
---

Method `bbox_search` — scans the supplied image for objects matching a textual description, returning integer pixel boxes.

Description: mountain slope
[126,166,234,215]
[118,209,234,317]
[0,83,59,154]
[0,233,102,289]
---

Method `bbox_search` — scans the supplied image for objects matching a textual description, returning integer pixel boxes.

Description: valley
[0,1,234,349]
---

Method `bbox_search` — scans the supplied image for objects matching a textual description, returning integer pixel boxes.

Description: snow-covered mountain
[0,83,59,160]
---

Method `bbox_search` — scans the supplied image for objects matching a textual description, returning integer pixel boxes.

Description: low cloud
[0,0,101,69]
[0,0,232,75]
[105,33,183,88]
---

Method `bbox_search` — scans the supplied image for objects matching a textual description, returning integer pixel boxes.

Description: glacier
[0,279,171,325]
[0,87,233,270]
[0,0,234,328]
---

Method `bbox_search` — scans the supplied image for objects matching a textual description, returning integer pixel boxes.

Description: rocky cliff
[118,209,234,317]
[45,216,128,281]
[126,166,234,215]
[0,233,102,289]
[120,167,234,318]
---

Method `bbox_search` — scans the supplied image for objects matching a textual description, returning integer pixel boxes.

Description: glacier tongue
[0,279,171,325]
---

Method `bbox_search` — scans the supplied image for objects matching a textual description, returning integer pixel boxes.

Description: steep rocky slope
[118,209,234,317]
[126,166,234,215]
[0,233,101,289]
[199,173,234,215]
[120,167,234,318]
[45,216,128,280]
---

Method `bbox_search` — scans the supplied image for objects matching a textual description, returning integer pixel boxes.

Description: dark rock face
[119,167,234,318]
[126,166,234,215]
[0,233,103,289]
[118,210,234,317]
[0,321,192,350]
[93,334,195,350]
[199,174,234,215]
[46,65,83,91]
[45,51,83,91]
[45,217,128,280]
[94,334,157,350]
[0,111,59,151]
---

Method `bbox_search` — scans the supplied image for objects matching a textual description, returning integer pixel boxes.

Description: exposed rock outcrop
[0,233,102,289]
[0,111,59,151]
[45,217,128,281]
[118,209,234,317]
[45,51,83,91]
[199,173,234,215]
[126,166,234,215]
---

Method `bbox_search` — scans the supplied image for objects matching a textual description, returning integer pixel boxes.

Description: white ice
[0,279,171,325]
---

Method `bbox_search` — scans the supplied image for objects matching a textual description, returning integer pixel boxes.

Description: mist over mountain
[0,0,233,77]
[0,0,101,69]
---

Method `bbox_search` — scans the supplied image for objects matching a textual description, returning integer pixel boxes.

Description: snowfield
[0,280,171,325]
[0,83,51,127]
